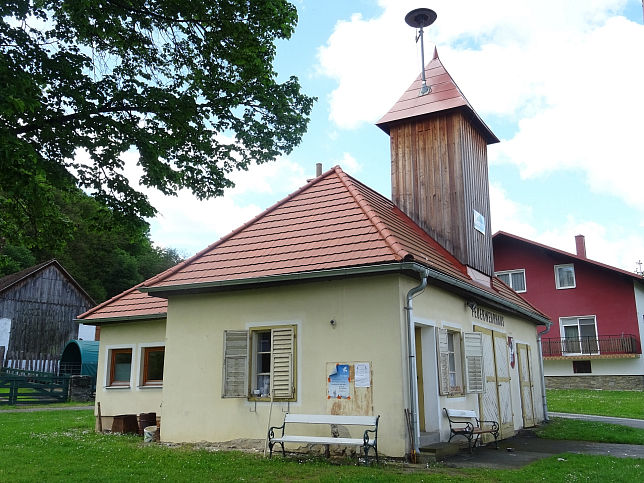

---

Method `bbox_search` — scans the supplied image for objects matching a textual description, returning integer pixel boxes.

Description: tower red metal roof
[79,167,545,322]
[376,48,499,144]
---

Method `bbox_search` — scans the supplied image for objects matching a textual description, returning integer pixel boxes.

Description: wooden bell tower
[377,48,499,278]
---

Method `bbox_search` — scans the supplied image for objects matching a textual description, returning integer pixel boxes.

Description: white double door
[475,327,514,439]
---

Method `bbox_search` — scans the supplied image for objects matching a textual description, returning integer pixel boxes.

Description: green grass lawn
[1,409,644,482]
[547,389,644,419]
[537,417,644,445]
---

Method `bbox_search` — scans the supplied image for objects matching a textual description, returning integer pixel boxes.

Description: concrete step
[419,441,461,460]
[419,431,440,446]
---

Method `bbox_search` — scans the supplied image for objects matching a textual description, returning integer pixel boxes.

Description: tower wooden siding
[390,110,493,275]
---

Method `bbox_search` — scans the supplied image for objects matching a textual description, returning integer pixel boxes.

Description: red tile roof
[376,48,499,144]
[78,282,167,321]
[493,231,644,281]
[79,167,546,323]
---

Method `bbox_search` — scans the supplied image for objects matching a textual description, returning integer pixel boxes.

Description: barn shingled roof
[0,259,94,304]
[79,166,547,323]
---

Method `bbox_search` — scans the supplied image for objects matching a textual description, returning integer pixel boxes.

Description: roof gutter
[405,266,430,461]
[73,313,167,326]
[140,262,548,326]
[420,267,549,325]
[537,321,553,422]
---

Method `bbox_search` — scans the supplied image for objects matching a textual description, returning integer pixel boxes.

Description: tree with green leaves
[1,0,314,242]
[0,183,184,302]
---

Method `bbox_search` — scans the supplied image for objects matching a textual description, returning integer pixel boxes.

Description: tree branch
[12,104,142,135]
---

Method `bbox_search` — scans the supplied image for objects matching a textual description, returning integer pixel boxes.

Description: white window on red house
[555,264,576,289]
[560,316,598,355]
[495,269,526,292]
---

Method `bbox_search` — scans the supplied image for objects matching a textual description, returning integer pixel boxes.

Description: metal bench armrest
[476,419,499,431]
[268,422,286,440]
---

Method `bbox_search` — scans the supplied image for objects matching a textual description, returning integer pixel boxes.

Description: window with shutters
[437,329,463,396]
[222,326,296,401]
[463,332,484,393]
[437,328,484,396]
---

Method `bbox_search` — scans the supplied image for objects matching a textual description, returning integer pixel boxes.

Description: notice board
[325,361,373,416]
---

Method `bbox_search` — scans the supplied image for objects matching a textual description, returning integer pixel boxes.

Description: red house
[493,231,644,390]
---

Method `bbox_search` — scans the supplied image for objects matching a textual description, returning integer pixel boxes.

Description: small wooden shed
[0,260,95,370]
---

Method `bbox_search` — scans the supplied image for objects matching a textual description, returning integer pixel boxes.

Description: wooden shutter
[437,328,450,396]
[271,327,295,399]
[222,330,248,398]
[463,331,484,394]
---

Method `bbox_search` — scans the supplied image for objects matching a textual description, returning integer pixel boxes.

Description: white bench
[268,413,379,463]
[444,408,499,453]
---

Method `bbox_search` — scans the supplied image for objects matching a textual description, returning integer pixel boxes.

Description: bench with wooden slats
[444,408,499,453]
[268,413,379,463]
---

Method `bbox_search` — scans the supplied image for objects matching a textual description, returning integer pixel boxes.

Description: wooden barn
[0,260,95,371]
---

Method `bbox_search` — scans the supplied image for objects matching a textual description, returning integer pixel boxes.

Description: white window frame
[554,264,576,289]
[495,269,527,293]
[560,315,598,355]
[137,342,165,388]
[438,328,463,396]
[250,329,272,398]
[104,344,135,389]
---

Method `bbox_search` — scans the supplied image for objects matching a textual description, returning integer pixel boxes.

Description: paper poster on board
[354,362,370,387]
[328,363,350,399]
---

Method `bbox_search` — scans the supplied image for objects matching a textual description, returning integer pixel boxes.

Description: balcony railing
[541,334,640,357]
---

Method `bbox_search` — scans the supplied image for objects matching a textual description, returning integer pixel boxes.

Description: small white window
[555,264,576,289]
[495,269,526,293]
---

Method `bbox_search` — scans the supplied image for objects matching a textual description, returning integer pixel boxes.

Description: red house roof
[376,48,499,144]
[493,231,643,281]
[80,168,546,323]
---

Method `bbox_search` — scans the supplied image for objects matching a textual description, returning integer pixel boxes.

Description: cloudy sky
[130,0,644,273]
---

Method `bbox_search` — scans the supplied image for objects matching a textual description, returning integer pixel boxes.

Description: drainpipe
[536,321,553,422]
[405,268,430,456]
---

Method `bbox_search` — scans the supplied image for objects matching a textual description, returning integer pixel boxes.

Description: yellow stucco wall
[406,279,544,441]
[160,275,410,456]
[93,273,545,457]
[95,319,166,422]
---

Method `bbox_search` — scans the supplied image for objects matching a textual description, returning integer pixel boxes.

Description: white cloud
[317,0,630,127]
[333,152,362,174]
[491,18,644,210]
[538,220,644,274]
[490,183,536,237]
[491,183,643,272]
[116,151,308,255]
[317,1,644,211]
